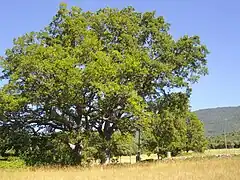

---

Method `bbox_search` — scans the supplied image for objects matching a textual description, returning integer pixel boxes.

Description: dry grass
[119,148,240,163]
[1,156,240,180]
[203,148,240,156]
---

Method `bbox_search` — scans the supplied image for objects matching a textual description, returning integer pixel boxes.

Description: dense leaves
[208,131,240,149]
[142,94,207,158]
[186,112,207,152]
[0,3,208,165]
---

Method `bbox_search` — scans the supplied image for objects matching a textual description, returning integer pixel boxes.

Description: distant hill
[195,106,240,136]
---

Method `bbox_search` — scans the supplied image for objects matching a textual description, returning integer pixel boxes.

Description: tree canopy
[0,3,209,165]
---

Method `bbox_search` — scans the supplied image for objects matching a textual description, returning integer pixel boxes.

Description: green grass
[0,156,25,169]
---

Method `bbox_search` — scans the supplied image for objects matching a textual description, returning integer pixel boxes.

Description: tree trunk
[68,141,83,165]
[105,148,111,164]
[99,145,111,164]
[98,121,115,164]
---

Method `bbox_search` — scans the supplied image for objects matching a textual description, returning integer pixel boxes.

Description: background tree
[111,132,137,162]
[143,93,189,158]
[208,131,240,149]
[186,112,208,152]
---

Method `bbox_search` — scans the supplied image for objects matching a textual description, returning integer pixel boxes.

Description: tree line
[0,3,208,166]
[208,131,240,149]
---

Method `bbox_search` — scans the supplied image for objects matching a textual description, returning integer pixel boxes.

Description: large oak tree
[0,3,208,164]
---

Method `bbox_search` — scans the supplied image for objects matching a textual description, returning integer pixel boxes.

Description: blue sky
[0,0,239,111]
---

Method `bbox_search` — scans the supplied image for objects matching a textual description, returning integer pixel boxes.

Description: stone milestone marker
[167,152,172,159]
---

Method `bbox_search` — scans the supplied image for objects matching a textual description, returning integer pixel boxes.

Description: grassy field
[1,156,240,180]
[119,148,240,163]
[202,148,240,156]
[1,149,240,180]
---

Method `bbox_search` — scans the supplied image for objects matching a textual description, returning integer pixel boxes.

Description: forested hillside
[195,106,240,136]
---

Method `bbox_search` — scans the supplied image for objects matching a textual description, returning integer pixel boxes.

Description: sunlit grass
[119,148,240,164]
[1,149,240,180]
[204,148,240,155]
[0,156,25,169]
[1,156,240,180]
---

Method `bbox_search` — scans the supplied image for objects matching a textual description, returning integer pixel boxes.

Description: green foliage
[0,124,30,157]
[142,112,187,158]
[111,132,137,158]
[0,3,208,166]
[18,135,74,166]
[186,112,208,152]
[142,93,189,158]
[208,131,240,149]
[142,95,207,157]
